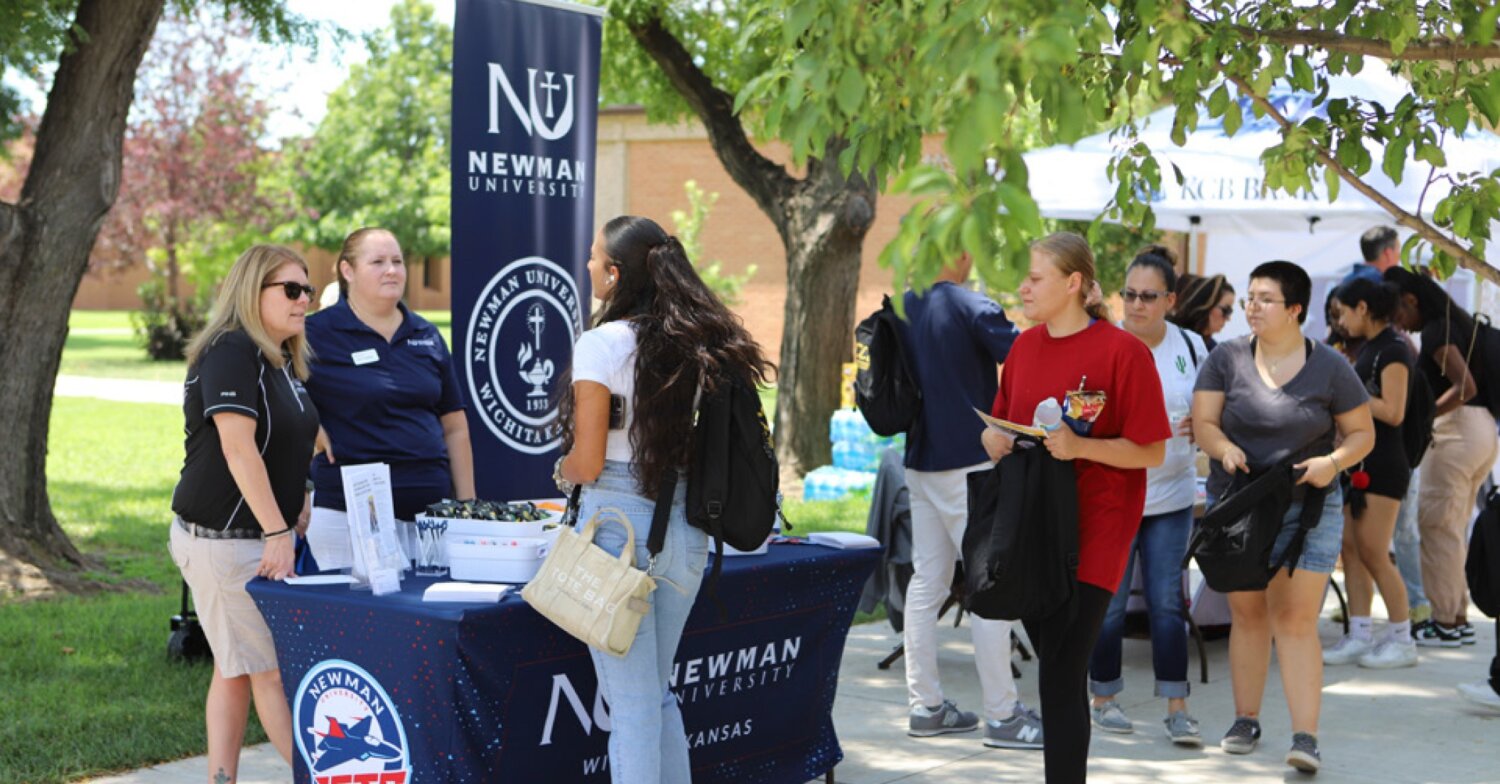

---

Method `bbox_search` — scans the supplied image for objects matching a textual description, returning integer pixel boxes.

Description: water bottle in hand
[1033,397,1064,433]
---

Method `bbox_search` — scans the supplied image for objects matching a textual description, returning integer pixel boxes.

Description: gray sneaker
[908,699,979,737]
[1220,716,1261,754]
[1164,710,1202,747]
[1090,700,1134,734]
[984,705,1044,749]
[1285,732,1320,773]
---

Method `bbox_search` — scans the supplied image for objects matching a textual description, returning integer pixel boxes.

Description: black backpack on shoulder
[854,295,922,436]
[1402,371,1437,467]
[650,372,784,604]
[1470,314,1500,420]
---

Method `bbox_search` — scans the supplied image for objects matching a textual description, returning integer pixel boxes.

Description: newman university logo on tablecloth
[293,660,412,784]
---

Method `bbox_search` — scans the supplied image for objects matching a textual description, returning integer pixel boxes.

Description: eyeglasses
[1240,296,1285,310]
[263,281,317,301]
[1120,288,1166,304]
[1218,304,1234,318]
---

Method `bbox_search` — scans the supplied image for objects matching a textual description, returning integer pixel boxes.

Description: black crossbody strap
[647,471,676,557]
[1272,480,1329,579]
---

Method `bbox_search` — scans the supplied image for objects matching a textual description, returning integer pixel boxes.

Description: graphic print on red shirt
[991,320,1171,592]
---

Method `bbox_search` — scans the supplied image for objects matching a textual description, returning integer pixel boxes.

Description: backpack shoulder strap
[1269,481,1330,578]
[1178,326,1199,369]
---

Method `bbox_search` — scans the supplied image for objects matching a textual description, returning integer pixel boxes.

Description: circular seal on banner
[294,660,411,782]
[465,256,585,455]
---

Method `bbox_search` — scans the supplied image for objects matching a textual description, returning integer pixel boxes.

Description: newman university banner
[451,0,603,501]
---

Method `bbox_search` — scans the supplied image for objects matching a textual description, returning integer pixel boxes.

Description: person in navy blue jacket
[898,252,1039,749]
[303,228,475,539]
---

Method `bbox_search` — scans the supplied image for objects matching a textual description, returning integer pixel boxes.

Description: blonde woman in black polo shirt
[170,244,320,783]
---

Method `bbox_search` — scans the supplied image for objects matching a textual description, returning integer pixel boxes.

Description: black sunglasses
[263,281,317,301]
[1120,288,1165,304]
[1218,303,1234,318]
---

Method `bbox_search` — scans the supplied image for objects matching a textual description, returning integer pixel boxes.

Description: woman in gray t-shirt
[1192,261,1373,773]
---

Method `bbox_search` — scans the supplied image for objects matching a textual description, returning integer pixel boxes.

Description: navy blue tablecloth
[249,542,878,784]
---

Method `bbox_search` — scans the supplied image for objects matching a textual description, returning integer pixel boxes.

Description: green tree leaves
[278,0,450,262]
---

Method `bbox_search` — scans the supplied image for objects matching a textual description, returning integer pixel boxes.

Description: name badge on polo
[351,349,380,366]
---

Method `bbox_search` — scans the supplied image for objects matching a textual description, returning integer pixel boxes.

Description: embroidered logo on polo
[465,256,584,454]
[294,660,411,784]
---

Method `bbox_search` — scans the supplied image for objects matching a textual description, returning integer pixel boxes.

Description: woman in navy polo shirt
[304,228,475,541]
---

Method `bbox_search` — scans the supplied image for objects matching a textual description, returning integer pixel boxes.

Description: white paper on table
[306,504,355,571]
[283,574,357,586]
[423,582,508,603]
[310,506,414,569]
[806,531,881,549]
[340,463,406,586]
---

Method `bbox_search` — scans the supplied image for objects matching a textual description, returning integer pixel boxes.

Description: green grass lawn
[61,311,185,382]
[0,398,249,784]
[5,380,872,783]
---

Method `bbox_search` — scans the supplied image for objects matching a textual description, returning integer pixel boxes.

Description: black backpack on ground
[1467,486,1500,618]
[1184,464,1328,593]
[649,372,785,605]
[961,446,1079,622]
[854,295,922,437]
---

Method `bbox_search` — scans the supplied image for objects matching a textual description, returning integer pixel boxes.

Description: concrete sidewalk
[82,598,1498,783]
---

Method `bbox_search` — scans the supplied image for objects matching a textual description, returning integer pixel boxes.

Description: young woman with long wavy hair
[558,215,773,784]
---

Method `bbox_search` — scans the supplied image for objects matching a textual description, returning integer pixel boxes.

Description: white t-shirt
[1142,324,1206,515]
[570,321,637,464]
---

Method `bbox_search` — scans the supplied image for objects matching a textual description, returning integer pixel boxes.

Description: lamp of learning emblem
[518,302,556,397]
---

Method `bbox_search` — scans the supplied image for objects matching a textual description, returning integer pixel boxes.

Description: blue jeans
[579,461,709,784]
[1203,483,1346,575]
[1089,506,1193,699]
[1392,474,1428,611]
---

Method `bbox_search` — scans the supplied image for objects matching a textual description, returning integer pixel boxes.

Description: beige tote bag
[522,507,656,657]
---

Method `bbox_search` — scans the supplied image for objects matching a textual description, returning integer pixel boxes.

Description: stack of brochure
[422,582,508,603]
[806,531,881,550]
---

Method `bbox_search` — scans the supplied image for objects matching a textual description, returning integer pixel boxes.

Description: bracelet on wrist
[262,526,293,540]
[1328,454,1343,473]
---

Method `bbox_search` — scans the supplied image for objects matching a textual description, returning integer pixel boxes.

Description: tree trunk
[772,156,876,476]
[0,0,165,579]
[624,14,878,477]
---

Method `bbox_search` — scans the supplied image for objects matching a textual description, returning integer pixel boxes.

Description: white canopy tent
[1022,67,1500,339]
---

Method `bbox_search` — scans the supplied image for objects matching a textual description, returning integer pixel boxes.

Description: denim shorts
[1206,482,1345,575]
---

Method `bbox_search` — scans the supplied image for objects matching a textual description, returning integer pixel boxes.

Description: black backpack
[1368,344,1436,468]
[1184,464,1327,593]
[1470,314,1500,420]
[961,446,1079,622]
[649,372,784,602]
[854,295,922,436]
[1467,486,1500,618]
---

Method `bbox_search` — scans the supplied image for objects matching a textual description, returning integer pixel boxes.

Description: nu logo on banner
[489,63,575,140]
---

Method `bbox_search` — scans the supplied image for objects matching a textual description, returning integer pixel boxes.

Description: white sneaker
[1457,681,1500,712]
[1322,634,1373,665]
[1357,636,1418,669]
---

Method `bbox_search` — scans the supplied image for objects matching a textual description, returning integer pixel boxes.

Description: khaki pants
[1418,405,1499,625]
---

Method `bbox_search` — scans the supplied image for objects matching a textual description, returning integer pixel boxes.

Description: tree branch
[624,12,797,234]
[1223,72,1500,287]
[1231,25,1500,62]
